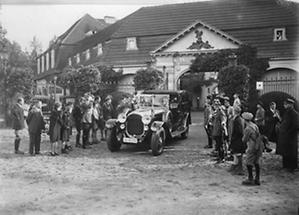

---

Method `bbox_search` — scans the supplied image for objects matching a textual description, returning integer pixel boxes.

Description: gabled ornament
[187,30,213,50]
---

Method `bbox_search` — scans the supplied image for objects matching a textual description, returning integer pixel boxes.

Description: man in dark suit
[278,98,299,172]
[11,97,25,154]
[26,100,45,155]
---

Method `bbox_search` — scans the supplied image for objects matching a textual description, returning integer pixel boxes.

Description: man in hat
[255,101,272,153]
[242,112,263,185]
[11,97,26,154]
[278,98,299,172]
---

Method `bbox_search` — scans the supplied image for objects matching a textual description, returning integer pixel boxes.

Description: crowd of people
[204,93,298,185]
[10,93,123,156]
[10,91,298,185]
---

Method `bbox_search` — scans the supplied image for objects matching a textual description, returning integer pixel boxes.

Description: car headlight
[117,113,126,123]
[142,115,151,125]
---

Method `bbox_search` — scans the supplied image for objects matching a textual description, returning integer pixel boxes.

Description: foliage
[189,45,269,109]
[58,65,122,97]
[58,65,101,96]
[134,68,163,90]
[0,29,35,126]
[218,65,250,101]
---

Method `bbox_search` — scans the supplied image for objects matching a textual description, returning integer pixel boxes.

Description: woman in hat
[241,112,264,186]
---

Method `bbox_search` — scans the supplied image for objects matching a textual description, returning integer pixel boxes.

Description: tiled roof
[112,0,298,38]
[70,0,298,69]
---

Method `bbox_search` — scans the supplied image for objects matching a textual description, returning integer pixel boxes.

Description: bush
[134,68,163,90]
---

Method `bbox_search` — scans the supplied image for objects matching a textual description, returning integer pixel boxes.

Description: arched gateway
[151,20,242,108]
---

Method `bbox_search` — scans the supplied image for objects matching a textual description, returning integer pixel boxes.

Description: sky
[0,0,202,52]
[0,0,298,52]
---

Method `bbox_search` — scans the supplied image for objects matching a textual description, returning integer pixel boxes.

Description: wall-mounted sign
[256,81,263,90]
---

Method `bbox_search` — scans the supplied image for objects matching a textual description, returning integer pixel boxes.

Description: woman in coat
[48,102,63,156]
[229,106,245,175]
[265,102,281,151]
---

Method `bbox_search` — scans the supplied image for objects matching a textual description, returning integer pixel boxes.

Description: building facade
[35,14,114,101]
[60,0,299,107]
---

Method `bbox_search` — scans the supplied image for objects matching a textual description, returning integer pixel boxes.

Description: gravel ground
[0,112,298,215]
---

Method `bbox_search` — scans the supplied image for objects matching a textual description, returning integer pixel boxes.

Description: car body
[105,90,191,156]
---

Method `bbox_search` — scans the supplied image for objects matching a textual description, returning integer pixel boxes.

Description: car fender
[105,119,117,129]
[150,121,165,132]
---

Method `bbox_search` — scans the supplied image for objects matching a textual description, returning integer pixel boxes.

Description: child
[61,102,73,153]
[48,102,63,156]
[241,112,264,186]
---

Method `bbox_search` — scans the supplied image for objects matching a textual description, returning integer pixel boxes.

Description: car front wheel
[151,128,165,156]
[107,127,122,152]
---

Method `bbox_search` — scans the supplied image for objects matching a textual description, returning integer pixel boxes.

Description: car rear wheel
[151,128,165,156]
[107,127,121,152]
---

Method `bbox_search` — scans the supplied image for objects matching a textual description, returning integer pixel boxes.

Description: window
[68,57,72,66]
[37,58,40,74]
[46,52,49,70]
[85,49,90,60]
[97,43,103,56]
[41,55,44,73]
[51,49,55,68]
[126,37,138,50]
[76,53,80,64]
[274,28,287,41]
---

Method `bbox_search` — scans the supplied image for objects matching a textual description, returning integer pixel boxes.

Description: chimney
[104,16,116,24]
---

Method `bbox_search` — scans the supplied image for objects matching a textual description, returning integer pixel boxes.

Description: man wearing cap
[278,98,299,172]
[242,112,263,185]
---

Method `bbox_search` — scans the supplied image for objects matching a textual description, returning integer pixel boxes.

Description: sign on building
[256,81,263,90]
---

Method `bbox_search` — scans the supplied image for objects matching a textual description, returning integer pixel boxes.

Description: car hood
[129,107,166,117]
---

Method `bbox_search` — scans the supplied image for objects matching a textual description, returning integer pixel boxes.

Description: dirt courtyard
[0,112,298,215]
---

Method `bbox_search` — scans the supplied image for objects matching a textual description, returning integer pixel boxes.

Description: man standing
[203,96,213,149]
[26,100,45,155]
[211,98,226,163]
[11,97,25,154]
[278,98,299,172]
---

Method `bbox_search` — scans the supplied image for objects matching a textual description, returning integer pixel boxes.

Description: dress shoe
[242,179,255,186]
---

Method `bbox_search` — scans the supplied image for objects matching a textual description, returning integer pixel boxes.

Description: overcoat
[277,107,298,161]
[230,115,245,154]
[26,107,45,134]
[265,109,280,143]
[11,104,25,130]
[49,110,63,142]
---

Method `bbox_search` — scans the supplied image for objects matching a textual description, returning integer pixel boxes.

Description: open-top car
[105,90,191,156]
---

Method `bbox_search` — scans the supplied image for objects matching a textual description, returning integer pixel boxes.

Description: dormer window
[85,49,90,60]
[126,37,138,50]
[68,57,72,66]
[76,53,80,64]
[274,28,287,41]
[97,43,103,56]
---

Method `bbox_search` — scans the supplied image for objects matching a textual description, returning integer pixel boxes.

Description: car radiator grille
[126,114,144,136]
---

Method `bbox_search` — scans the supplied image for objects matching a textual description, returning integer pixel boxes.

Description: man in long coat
[11,97,25,154]
[278,98,299,172]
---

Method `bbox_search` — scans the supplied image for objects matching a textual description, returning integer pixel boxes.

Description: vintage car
[105,90,191,156]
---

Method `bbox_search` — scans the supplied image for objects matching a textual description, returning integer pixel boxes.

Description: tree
[134,68,163,91]
[0,31,34,126]
[189,45,269,109]
[218,65,250,102]
[28,36,42,73]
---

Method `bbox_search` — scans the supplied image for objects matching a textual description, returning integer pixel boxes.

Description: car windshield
[137,94,169,108]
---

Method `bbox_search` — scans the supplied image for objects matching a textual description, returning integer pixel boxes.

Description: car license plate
[123,137,138,144]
